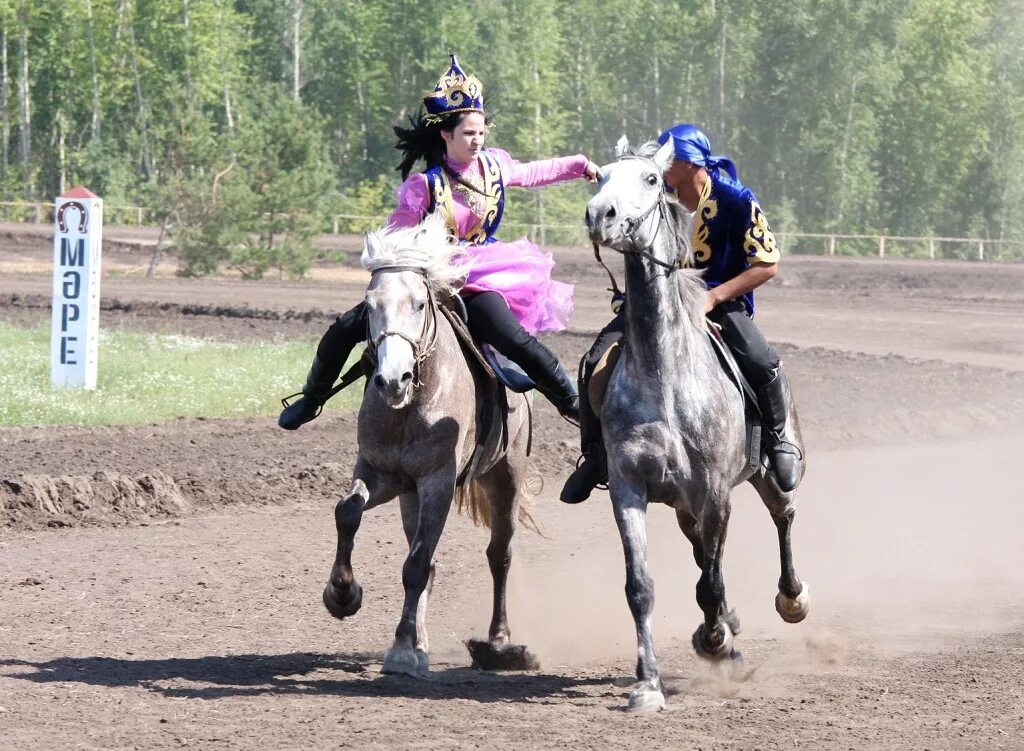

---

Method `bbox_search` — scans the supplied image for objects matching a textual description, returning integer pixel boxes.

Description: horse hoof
[627,684,666,713]
[323,580,363,620]
[466,639,540,671]
[775,582,810,624]
[692,622,735,662]
[383,646,428,677]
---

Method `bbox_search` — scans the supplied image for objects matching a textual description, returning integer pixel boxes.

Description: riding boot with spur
[757,370,802,492]
[278,354,344,430]
[560,381,607,504]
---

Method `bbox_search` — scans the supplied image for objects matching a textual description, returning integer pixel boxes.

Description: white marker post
[51,186,103,389]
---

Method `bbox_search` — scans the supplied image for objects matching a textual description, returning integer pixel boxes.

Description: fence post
[33,203,41,223]
[878,236,885,258]
[978,241,984,261]
[333,216,339,234]
[929,238,935,260]
[137,207,143,224]
[827,235,836,256]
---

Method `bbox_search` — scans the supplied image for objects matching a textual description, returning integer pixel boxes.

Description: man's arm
[704,262,777,313]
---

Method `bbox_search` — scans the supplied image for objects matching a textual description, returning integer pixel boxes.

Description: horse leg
[750,474,809,624]
[691,498,741,663]
[676,509,741,637]
[465,461,540,671]
[398,492,434,655]
[323,463,400,620]
[383,469,455,677]
[612,488,665,713]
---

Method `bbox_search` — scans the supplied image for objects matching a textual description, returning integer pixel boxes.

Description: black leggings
[316,302,367,364]
[707,299,780,387]
[314,292,560,385]
[462,291,561,384]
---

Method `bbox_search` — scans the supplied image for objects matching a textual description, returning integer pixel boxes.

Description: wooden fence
[3,201,1022,261]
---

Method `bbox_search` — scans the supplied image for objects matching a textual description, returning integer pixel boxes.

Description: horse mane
[626,140,705,330]
[361,214,468,292]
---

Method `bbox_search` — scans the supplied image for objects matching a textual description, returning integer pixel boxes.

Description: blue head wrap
[657,123,739,183]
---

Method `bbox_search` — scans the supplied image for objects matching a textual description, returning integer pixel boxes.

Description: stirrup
[572,453,608,491]
[769,435,803,460]
[280,392,325,419]
[558,407,581,429]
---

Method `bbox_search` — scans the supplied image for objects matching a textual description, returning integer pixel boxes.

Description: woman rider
[560,123,802,502]
[279,54,599,429]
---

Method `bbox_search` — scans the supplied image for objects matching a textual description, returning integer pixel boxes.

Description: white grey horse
[587,139,809,712]
[321,217,537,675]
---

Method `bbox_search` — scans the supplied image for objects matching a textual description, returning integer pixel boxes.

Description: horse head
[585,137,675,254]
[361,216,465,409]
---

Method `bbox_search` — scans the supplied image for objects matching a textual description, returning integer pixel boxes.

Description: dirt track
[2,226,1024,749]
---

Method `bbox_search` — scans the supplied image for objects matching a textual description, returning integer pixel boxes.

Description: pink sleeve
[489,148,588,189]
[387,173,429,228]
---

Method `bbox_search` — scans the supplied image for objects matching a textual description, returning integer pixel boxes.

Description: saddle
[436,298,532,486]
[706,324,765,474]
[330,295,529,487]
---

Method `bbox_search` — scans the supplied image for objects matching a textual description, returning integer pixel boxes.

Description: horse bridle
[365,266,440,387]
[599,155,685,274]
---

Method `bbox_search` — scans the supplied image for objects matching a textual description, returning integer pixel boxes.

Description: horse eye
[646,174,658,186]
[416,302,426,312]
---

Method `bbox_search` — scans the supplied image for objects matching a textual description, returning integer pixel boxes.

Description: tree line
[1,0,1021,276]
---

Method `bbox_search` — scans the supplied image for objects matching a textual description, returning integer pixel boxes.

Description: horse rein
[365,266,440,387]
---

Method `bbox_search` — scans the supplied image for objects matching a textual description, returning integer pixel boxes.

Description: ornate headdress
[422,54,484,123]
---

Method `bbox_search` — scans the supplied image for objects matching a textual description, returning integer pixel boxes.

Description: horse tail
[454,476,543,534]
[454,482,492,529]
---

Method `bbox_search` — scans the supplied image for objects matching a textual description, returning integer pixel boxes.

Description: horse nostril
[400,371,413,384]
[373,374,385,389]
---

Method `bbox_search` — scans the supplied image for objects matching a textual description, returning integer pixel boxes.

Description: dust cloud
[505,436,1024,669]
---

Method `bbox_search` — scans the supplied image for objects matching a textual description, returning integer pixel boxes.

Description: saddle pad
[589,339,621,416]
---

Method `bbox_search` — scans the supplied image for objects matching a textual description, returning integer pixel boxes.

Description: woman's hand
[584,160,600,183]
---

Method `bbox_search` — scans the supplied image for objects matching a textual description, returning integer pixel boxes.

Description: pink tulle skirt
[459,237,574,335]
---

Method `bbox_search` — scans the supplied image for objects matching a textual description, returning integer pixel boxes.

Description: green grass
[0,321,363,426]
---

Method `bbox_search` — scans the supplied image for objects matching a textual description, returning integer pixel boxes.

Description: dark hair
[392,106,492,180]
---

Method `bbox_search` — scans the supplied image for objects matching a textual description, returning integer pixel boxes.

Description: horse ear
[614,134,630,159]
[653,138,674,173]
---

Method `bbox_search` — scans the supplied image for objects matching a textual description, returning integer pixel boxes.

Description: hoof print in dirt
[465,639,540,671]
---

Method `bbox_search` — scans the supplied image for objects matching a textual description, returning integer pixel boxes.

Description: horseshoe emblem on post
[57,201,88,233]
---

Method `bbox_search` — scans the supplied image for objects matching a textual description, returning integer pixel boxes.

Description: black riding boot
[279,305,365,430]
[278,355,344,430]
[533,358,581,422]
[560,380,606,504]
[757,370,802,492]
[461,290,578,421]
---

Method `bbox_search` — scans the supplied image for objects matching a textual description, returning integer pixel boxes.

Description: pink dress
[387,148,589,334]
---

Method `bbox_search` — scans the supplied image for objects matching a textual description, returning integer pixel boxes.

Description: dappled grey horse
[588,139,809,712]
[321,217,537,675]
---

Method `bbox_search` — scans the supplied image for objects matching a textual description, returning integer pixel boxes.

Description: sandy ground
[2,225,1024,749]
